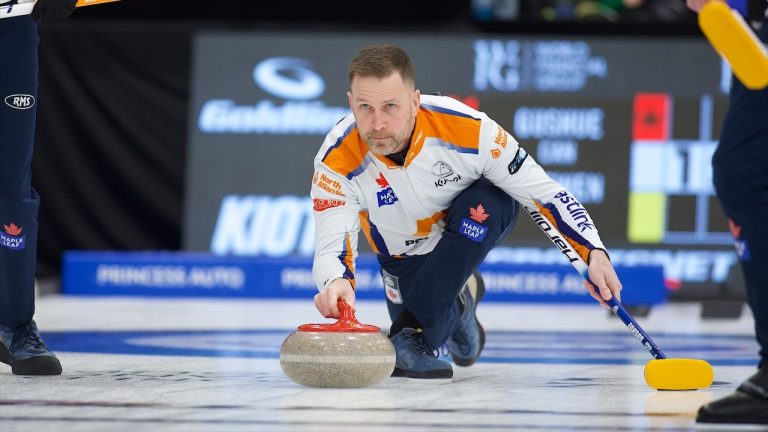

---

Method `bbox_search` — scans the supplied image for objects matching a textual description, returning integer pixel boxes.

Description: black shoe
[0,320,62,376]
[696,367,768,425]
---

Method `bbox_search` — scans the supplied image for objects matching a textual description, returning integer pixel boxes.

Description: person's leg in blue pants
[696,17,768,426]
[0,16,61,376]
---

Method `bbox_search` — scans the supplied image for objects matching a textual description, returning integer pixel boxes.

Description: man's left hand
[32,0,77,22]
[583,249,622,306]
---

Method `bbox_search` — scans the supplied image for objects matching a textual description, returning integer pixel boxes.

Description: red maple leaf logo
[728,218,741,239]
[3,223,22,236]
[375,172,390,189]
[386,288,397,299]
[469,204,489,223]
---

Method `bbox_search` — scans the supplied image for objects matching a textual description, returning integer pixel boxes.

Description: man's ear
[413,89,421,113]
[347,91,353,110]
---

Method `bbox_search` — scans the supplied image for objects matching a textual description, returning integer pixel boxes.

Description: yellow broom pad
[699,0,768,90]
[644,358,714,390]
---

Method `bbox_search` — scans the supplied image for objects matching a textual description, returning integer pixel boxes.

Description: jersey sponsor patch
[377,188,398,207]
[728,219,751,261]
[494,125,508,148]
[460,205,490,242]
[734,240,751,261]
[4,94,35,110]
[553,190,594,233]
[434,174,462,188]
[507,147,528,175]
[313,172,346,196]
[431,161,454,178]
[312,198,345,212]
[375,173,398,207]
[1,223,25,250]
[469,204,490,223]
[382,269,403,304]
[459,218,488,242]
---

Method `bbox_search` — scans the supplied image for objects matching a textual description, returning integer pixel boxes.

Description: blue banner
[61,251,666,305]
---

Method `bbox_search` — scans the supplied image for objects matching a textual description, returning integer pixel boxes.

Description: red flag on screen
[632,93,671,141]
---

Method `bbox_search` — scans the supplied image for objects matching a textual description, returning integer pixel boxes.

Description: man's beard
[364,133,406,155]
[363,115,415,156]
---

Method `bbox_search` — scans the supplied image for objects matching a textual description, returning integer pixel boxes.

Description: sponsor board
[197,56,349,135]
[210,195,314,257]
[486,246,737,286]
[62,251,665,305]
[474,39,607,93]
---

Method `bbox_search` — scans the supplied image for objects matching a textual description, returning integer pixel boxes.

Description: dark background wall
[33,21,191,277]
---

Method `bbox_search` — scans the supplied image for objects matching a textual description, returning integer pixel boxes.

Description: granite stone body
[280,330,396,388]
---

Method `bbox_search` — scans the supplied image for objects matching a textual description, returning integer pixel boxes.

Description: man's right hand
[314,278,355,318]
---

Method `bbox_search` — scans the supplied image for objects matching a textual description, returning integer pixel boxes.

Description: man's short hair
[349,45,415,88]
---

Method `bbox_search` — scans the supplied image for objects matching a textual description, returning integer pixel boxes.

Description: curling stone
[280,300,395,388]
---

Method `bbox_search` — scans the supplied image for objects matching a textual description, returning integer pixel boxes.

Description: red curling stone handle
[297,299,381,333]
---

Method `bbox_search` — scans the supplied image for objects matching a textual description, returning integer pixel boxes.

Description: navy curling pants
[712,19,768,367]
[0,16,40,328]
[378,178,518,348]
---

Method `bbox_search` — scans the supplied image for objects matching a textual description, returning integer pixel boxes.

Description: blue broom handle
[600,284,667,360]
[525,205,667,360]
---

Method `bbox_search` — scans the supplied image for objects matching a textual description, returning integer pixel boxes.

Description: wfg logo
[4,94,35,110]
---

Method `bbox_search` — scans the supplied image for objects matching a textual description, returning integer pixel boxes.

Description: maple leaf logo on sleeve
[728,218,742,239]
[3,223,22,236]
[375,172,390,189]
[469,204,489,223]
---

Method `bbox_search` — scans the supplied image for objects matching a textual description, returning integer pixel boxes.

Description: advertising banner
[62,251,666,305]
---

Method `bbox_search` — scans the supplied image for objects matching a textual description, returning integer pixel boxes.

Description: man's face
[348,72,420,156]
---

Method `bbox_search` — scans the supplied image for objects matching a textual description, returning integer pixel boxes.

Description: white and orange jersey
[311,94,606,291]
